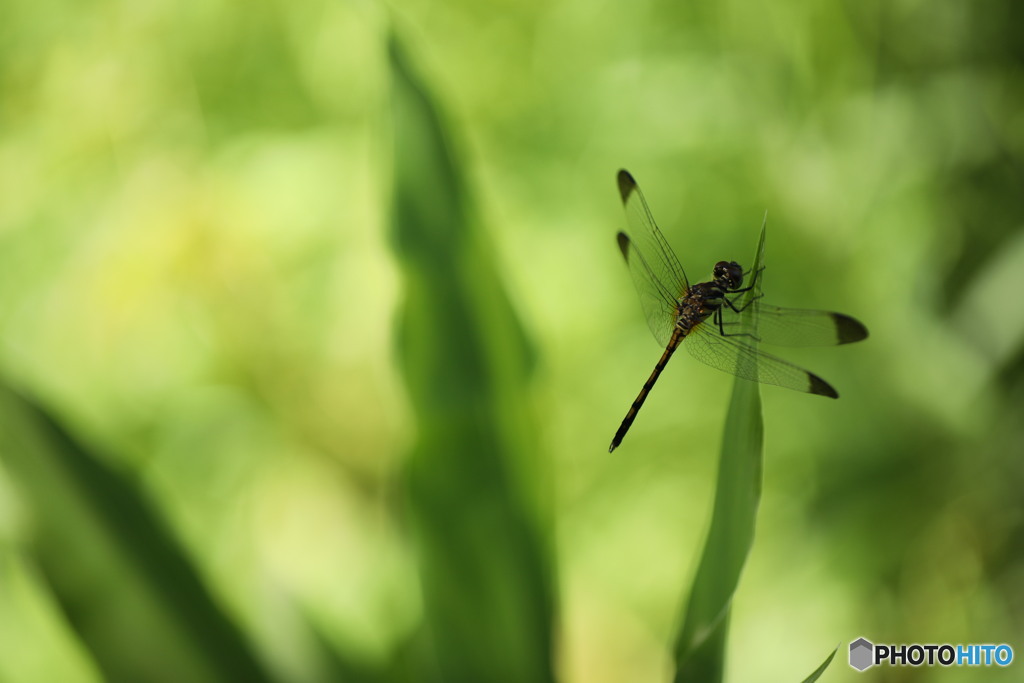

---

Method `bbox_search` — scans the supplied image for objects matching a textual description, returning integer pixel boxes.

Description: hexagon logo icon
[849,638,874,671]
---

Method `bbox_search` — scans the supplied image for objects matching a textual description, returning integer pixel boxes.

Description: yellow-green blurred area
[1,0,1022,682]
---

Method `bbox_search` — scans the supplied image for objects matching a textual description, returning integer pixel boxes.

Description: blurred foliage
[0,382,275,683]
[389,33,554,683]
[0,1,1022,682]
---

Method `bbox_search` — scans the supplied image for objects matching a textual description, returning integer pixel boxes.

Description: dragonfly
[609,169,868,452]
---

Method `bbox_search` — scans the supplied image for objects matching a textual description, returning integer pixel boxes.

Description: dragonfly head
[713,261,744,290]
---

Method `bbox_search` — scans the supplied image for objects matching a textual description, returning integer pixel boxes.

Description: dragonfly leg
[725,292,763,314]
[714,306,761,341]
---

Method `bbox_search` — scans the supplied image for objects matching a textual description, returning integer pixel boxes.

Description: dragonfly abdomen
[608,328,685,452]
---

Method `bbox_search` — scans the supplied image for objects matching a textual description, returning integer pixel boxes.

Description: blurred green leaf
[388,30,554,683]
[296,605,421,683]
[952,229,1024,369]
[799,646,837,683]
[672,224,766,682]
[0,383,276,683]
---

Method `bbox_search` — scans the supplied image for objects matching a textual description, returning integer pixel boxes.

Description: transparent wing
[616,233,677,346]
[718,304,869,347]
[684,321,839,397]
[615,170,689,346]
[754,306,866,346]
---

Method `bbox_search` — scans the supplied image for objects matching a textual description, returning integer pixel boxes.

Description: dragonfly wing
[684,321,839,397]
[616,232,677,346]
[616,170,689,347]
[752,305,868,346]
[617,171,690,292]
[718,303,869,347]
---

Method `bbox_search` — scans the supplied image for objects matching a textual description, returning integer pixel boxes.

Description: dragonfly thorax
[672,261,745,334]
[713,260,743,290]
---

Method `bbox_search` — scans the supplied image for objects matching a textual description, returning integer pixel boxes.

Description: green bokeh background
[1,1,1022,682]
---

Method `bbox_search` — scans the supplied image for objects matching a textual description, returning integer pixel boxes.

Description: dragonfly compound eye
[714,261,743,288]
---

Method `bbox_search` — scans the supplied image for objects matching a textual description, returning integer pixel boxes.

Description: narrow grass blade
[672,222,767,682]
[388,31,554,683]
[0,384,275,683]
[800,646,838,683]
[672,374,762,682]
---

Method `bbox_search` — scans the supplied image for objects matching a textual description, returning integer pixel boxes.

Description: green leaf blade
[672,221,767,682]
[0,385,276,683]
[388,31,554,683]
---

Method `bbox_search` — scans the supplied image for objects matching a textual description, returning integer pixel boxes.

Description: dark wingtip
[608,443,617,453]
[616,231,631,261]
[616,169,636,203]
[809,374,839,399]
[833,314,869,344]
